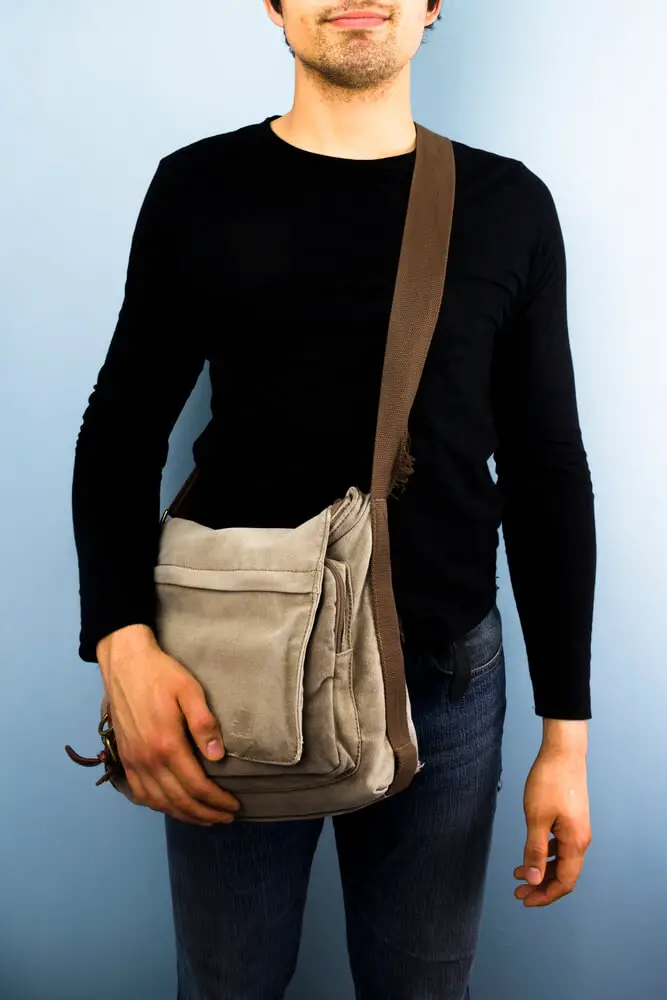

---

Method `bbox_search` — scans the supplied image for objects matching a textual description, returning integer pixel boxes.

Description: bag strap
[372,124,455,500]
[370,124,456,795]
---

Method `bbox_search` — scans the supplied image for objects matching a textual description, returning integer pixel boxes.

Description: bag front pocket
[153,505,333,767]
[153,562,325,766]
[198,560,361,789]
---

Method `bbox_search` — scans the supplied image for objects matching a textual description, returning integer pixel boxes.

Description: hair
[268,2,443,31]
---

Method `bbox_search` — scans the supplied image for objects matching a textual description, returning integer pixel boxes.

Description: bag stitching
[156,565,318,574]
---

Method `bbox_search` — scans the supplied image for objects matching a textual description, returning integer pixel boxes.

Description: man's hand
[97,625,241,827]
[514,719,592,907]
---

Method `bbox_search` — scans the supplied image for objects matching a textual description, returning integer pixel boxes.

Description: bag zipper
[327,560,347,654]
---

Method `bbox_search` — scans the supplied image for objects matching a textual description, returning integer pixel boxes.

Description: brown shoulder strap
[370,124,456,794]
[372,124,456,500]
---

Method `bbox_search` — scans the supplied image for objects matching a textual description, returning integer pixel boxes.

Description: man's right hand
[96,625,241,827]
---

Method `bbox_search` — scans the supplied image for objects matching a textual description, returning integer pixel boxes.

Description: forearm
[73,455,163,661]
[501,456,597,720]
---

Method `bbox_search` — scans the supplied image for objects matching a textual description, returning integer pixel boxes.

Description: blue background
[1,2,665,997]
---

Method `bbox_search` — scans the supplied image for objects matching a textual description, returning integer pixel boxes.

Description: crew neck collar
[261,114,416,166]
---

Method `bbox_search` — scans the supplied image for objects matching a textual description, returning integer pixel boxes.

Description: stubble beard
[291,22,402,93]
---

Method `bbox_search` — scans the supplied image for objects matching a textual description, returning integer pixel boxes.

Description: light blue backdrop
[1,2,665,998]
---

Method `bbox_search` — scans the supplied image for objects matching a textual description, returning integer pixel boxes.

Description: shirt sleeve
[72,155,206,663]
[491,168,597,720]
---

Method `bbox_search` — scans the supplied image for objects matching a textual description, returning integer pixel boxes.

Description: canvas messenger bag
[65,123,456,821]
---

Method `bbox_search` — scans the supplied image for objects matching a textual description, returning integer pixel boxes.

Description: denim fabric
[165,603,506,1000]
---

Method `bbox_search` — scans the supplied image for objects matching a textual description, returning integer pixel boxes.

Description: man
[71,1,595,997]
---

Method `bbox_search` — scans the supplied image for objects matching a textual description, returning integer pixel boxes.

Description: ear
[426,0,443,29]
[264,0,285,29]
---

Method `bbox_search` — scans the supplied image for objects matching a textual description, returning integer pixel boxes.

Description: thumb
[177,683,225,761]
[523,817,551,885]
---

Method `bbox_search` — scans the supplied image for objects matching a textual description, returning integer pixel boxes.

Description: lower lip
[330,16,388,28]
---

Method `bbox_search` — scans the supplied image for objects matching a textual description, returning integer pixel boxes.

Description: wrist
[541,717,588,755]
[96,624,158,674]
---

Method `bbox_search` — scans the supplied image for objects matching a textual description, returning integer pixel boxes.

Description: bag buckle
[98,710,118,762]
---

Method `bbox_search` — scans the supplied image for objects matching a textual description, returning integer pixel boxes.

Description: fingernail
[527,867,542,884]
[206,739,223,759]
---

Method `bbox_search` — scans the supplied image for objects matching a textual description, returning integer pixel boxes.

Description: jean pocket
[420,604,503,693]
[469,639,503,678]
[458,604,503,679]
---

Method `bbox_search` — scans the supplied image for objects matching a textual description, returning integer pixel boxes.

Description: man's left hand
[514,719,592,907]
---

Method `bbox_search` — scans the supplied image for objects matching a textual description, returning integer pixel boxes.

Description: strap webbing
[370,125,456,794]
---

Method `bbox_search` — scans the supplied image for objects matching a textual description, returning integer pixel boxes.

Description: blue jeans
[165,603,507,1000]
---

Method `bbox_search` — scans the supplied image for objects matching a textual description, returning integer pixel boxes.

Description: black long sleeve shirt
[72,114,596,720]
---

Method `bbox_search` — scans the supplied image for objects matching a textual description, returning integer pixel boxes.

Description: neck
[272,68,416,160]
